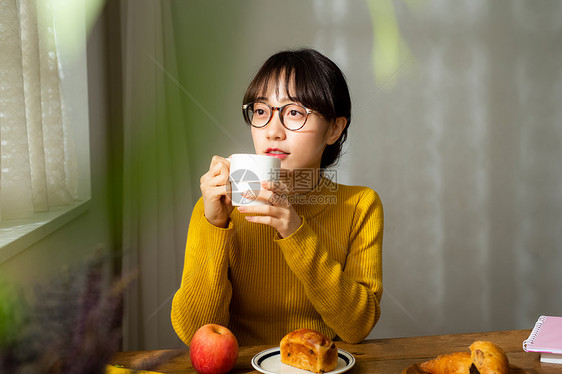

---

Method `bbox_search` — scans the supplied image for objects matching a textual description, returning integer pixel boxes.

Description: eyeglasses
[242,102,315,131]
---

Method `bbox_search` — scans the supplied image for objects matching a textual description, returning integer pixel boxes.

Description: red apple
[190,324,239,374]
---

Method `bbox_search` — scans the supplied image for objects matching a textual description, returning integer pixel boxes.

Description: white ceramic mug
[228,154,281,206]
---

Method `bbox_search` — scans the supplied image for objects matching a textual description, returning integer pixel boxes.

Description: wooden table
[111,329,562,373]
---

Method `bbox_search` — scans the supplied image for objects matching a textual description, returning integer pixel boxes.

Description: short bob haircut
[243,48,351,170]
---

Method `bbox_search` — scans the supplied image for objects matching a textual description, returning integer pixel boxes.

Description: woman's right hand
[200,155,234,228]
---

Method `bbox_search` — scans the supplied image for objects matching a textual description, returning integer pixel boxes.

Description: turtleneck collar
[290,176,338,218]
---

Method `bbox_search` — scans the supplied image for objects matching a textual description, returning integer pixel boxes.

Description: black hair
[243,48,351,169]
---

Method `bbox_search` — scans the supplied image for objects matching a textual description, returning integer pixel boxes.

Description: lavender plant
[0,254,137,373]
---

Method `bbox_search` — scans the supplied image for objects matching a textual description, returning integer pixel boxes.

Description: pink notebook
[523,316,562,356]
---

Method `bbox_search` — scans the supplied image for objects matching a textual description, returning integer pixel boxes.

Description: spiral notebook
[523,315,562,364]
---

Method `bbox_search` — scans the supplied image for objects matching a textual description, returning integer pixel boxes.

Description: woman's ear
[326,117,348,145]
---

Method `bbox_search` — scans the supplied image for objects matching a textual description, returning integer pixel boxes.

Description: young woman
[171,48,383,345]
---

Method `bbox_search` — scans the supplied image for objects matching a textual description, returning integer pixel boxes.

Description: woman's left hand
[236,180,302,238]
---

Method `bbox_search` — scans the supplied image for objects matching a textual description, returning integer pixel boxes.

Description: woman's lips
[265,149,289,159]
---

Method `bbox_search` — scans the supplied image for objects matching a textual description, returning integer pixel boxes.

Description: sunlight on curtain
[0,0,78,221]
[121,0,192,350]
[356,0,562,338]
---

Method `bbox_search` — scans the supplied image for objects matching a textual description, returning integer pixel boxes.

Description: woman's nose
[265,109,286,140]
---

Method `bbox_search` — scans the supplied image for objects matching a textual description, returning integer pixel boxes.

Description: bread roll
[280,328,338,373]
[469,341,509,374]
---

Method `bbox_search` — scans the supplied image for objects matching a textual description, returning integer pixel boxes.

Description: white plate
[251,347,355,374]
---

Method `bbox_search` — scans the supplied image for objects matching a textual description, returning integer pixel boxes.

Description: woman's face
[250,77,342,174]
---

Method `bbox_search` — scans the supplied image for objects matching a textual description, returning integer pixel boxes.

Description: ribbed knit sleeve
[275,188,383,343]
[171,197,234,345]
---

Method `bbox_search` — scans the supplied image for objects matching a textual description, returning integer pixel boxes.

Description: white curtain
[148,0,562,342]
[117,0,562,349]
[0,0,78,221]
[120,0,193,350]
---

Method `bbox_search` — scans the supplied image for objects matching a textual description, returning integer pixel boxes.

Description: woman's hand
[236,180,302,238]
[200,155,234,228]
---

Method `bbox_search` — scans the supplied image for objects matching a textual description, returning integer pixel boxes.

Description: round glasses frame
[242,102,316,131]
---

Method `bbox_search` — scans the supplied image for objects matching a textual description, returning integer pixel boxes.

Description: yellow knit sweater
[171,177,383,346]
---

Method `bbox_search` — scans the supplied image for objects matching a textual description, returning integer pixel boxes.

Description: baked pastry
[415,341,509,374]
[280,328,338,373]
[418,352,474,374]
[469,341,509,374]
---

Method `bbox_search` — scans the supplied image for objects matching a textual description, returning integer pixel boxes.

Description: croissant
[419,352,474,374]
[415,340,509,374]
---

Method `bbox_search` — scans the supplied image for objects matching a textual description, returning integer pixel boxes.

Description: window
[0,0,91,262]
